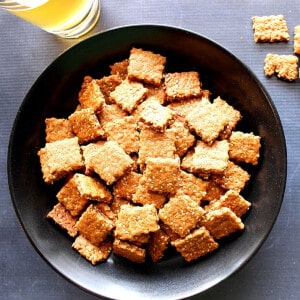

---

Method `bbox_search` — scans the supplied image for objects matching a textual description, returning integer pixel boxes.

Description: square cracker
[168,97,204,120]
[169,121,195,157]
[264,53,299,81]
[132,179,167,209]
[47,203,78,237]
[176,171,208,205]
[201,207,244,239]
[68,108,104,144]
[141,157,180,194]
[80,141,105,175]
[138,127,176,168]
[294,25,300,54]
[45,118,74,143]
[115,204,159,241]
[72,173,112,203]
[113,171,142,200]
[89,141,134,185]
[139,99,173,132]
[164,71,202,102]
[76,204,114,245]
[78,76,105,112]
[185,97,241,144]
[113,239,146,263]
[56,172,112,216]
[181,140,229,175]
[205,189,251,218]
[212,161,250,191]
[252,15,290,43]
[229,131,261,165]
[128,47,166,86]
[110,79,148,113]
[56,175,90,217]
[38,137,84,184]
[202,179,226,202]
[72,235,112,265]
[171,227,218,262]
[110,58,129,80]
[159,194,204,238]
[103,116,139,154]
[97,104,127,127]
[148,229,170,262]
[96,74,122,104]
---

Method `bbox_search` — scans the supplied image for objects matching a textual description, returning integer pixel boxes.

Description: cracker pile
[39,47,261,265]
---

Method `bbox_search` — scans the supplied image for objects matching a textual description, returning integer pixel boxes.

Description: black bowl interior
[7,25,286,300]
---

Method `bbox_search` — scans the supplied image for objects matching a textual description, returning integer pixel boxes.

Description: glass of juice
[0,0,100,38]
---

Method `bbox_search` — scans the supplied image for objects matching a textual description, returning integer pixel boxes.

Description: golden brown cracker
[164,71,201,101]
[45,118,74,143]
[181,140,229,175]
[252,15,290,43]
[229,131,261,165]
[38,137,84,184]
[68,108,105,144]
[128,47,166,86]
[264,53,299,81]
[201,207,244,239]
[72,235,112,265]
[76,204,114,245]
[110,79,148,113]
[158,194,204,238]
[47,203,78,237]
[171,227,218,262]
[104,116,139,154]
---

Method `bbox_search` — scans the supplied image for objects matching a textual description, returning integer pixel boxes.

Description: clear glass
[0,0,100,38]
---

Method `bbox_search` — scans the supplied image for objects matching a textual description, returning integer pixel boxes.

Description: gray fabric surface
[1,1,299,299]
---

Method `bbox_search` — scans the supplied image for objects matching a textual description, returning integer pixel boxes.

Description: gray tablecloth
[1,1,299,299]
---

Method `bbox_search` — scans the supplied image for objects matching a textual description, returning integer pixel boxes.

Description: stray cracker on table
[252,15,290,43]
[40,47,261,265]
[264,53,299,81]
[294,25,300,55]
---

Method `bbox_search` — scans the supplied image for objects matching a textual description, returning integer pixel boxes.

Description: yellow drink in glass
[2,0,100,38]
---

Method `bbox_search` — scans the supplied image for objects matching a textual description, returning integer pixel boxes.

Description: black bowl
[7,25,286,300]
